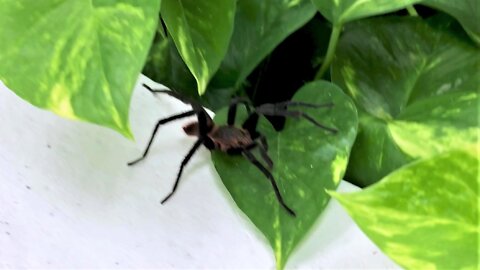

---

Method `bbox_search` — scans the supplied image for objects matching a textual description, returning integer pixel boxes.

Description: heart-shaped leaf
[142,33,234,111]
[161,0,236,95]
[332,16,480,186]
[0,0,161,138]
[423,0,480,45]
[212,81,358,269]
[312,0,422,26]
[144,0,317,110]
[329,148,479,269]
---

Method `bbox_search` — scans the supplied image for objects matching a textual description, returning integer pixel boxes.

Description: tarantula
[128,84,337,217]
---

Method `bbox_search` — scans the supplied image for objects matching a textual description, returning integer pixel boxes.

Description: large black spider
[128,84,337,217]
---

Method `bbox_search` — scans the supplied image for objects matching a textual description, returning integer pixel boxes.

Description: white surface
[0,76,399,269]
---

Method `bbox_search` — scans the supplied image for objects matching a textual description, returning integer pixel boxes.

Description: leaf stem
[315,24,342,80]
[406,5,418,16]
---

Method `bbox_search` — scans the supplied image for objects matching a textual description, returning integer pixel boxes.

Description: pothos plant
[0,0,478,269]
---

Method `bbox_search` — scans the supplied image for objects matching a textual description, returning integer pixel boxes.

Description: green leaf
[142,31,197,98]
[142,33,232,111]
[161,0,236,95]
[311,0,422,26]
[211,81,358,269]
[332,16,480,186]
[329,149,479,269]
[214,0,317,89]
[144,0,317,110]
[0,0,161,138]
[423,0,480,45]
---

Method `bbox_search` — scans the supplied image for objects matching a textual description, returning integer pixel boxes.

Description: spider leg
[142,83,194,105]
[278,110,338,133]
[257,135,273,169]
[128,110,196,166]
[257,142,273,170]
[142,83,212,128]
[256,106,338,134]
[161,138,204,204]
[196,108,214,135]
[228,97,252,126]
[248,135,273,169]
[242,112,260,138]
[241,111,272,168]
[142,84,213,130]
[242,150,296,217]
[245,139,273,170]
[259,135,269,152]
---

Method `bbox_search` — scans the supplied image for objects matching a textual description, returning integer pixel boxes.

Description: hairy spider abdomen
[209,125,253,152]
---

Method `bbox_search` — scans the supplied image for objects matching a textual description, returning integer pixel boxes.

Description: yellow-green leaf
[0,0,161,138]
[161,0,236,95]
[330,148,479,269]
[332,16,480,185]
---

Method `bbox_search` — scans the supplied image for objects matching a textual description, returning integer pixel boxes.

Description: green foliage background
[0,0,161,137]
[1,0,478,269]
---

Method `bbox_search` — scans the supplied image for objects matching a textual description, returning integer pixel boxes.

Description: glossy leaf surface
[312,0,422,25]
[161,0,236,95]
[332,17,480,185]
[0,0,161,138]
[142,33,232,110]
[424,0,480,45]
[143,0,317,110]
[212,81,358,269]
[330,149,479,269]
[213,0,317,89]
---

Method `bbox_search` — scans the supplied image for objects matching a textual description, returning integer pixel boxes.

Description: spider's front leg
[161,110,213,204]
[160,137,204,204]
[227,97,253,126]
[128,110,196,166]
[142,83,194,105]
[129,83,202,166]
[129,83,215,204]
[255,101,338,133]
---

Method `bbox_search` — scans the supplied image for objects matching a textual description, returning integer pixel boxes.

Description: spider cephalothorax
[128,84,337,217]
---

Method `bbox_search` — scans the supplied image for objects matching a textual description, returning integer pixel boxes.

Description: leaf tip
[197,80,208,96]
[275,255,286,270]
[325,189,339,198]
[115,124,135,141]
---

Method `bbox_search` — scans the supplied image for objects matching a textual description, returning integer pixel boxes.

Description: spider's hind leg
[242,149,296,217]
[142,83,193,105]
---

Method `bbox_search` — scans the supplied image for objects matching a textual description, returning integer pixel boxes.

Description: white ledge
[0,77,399,269]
